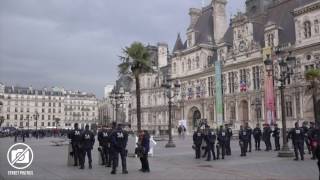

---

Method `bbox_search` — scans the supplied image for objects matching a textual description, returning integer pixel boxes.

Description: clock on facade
[239,41,246,52]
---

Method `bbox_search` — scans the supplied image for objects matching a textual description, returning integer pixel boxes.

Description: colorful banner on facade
[263,47,275,125]
[215,60,224,125]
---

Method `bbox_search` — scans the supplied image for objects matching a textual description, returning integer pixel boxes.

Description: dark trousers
[248,138,252,152]
[195,145,201,159]
[305,139,311,154]
[274,137,280,150]
[112,148,127,171]
[99,147,105,165]
[206,143,216,160]
[254,137,261,150]
[80,148,92,167]
[103,146,111,166]
[240,141,248,156]
[140,153,150,171]
[226,140,231,155]
[294,141,304,160]
[265,138,272,150]
[72,144,80,165]
[217,143,225,159]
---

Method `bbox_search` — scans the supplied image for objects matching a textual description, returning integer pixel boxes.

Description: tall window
[230,106,236,119]
[285,100,293,117]
[208,76,214,96]
[228,72,235,94]
[240,69,247,84]
[182,62,185,72]
[188,59,191,70]
[252,66,261,90]
[196,56,200,68]
[173,62,176,73]
[315,20,319,34]
[207,56,213,67]
[304,21,312,38]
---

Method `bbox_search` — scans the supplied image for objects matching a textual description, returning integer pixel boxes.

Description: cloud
[0,0,245,98]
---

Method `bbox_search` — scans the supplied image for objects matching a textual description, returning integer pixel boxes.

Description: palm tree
[118,42,152,131]
[305,68,320,125]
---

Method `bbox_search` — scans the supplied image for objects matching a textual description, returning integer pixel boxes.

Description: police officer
[245,123,252,152]
[272,124,280,151]
[205,128,216,161]
[99,125,112,167]
[69,123,82,167]
[253,124,262,151]
[226,124,233,155]
[97,126,106,166]
[302,122,311,155]
[263,123,272,151]
[291,122,305,161]
[239,125,249,156]
[79,124,95,169]
[193,128,203,159]
[110,123,128,174]
[308,122,316,159]
[217,125,227,160]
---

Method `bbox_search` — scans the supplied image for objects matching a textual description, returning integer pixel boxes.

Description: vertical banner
[263,47,275,125]
[215,61,224,126]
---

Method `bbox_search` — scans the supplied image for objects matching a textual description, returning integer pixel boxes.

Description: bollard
[67,143,74,166]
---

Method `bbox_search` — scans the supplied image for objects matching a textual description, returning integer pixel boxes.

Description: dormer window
[304,21,312,38]
[188,59,191,70]
[267,33,274,47]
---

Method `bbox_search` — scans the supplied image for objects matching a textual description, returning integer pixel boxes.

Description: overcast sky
[0,0,245,98]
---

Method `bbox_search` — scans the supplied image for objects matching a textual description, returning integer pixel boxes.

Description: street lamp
[33,111,39,139]
[264,49,295,157]
[109,87,125,123]
[162,80,180,148]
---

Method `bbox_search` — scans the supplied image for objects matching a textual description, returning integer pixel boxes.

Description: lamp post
[33,111,39,139]
[110,87,125,123]
[264,49,295,157]
[162,80,180,148]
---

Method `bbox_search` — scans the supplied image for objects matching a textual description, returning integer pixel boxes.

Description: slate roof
[172,5,214,52]
[173,33,184,52]
[223,0,317,47]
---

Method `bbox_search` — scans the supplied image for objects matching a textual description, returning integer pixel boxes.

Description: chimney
[189,8,201,29]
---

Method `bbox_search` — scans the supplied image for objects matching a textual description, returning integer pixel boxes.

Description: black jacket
[193,131,203,146]
[69,129,82,145]
[111,128,128,150]
[81,130,95,150]
[253,127,262,139]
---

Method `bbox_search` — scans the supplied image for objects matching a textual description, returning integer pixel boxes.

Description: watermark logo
[7,143,34,170]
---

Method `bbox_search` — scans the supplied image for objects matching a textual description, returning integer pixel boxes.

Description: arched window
[304,21,312,38]
[315,20,319,34]
[188,59,191,70]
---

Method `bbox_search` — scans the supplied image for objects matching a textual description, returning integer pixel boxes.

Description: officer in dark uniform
[97,126,106,165]
[253,124,262,151]
[110,123,128,174]
[239,125,249,156]
[263,123,272,151]
[226,124,233,155]
[204,128,216,161]
[302,122,311,154]
[291,122,305,161]
[308,122,316,159]
[68,123,82,166]
[193,128,203,159]
[79,124,95,169]
[273,124,281,151]
[217,125,227,159]
[99,125,112,167]
[245,123,252,152]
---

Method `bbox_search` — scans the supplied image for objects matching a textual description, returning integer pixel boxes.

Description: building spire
[173,33,184,53]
